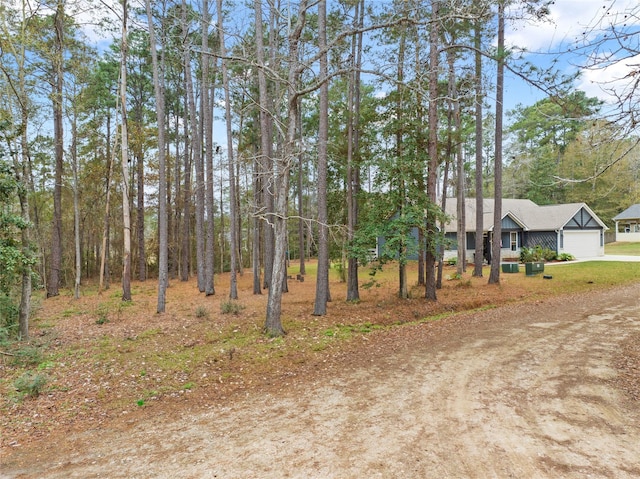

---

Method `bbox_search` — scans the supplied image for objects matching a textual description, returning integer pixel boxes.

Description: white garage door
[563,230,601,258]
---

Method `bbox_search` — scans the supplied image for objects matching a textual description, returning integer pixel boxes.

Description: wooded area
[1,0,639,339]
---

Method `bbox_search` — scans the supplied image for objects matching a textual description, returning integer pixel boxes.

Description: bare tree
[265,0,307,334]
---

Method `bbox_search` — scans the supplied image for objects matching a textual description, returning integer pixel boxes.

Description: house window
[510,232,518,251]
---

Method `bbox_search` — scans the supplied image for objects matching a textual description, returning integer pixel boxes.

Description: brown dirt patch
[2,263,640,477]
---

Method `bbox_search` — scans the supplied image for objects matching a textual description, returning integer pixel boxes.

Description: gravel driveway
[3,284,640,478]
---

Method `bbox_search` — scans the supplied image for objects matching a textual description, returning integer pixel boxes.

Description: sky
[503,0,640,110]
[73,0,639,111]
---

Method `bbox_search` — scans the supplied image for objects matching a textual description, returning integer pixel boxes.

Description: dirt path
[3,285,640,478]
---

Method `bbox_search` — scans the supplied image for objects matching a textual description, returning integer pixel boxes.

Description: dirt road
[3,284,640,478]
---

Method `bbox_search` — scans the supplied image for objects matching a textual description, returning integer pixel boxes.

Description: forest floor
[2,260,640,477]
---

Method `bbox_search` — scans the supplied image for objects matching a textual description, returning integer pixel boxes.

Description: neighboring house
[612,204,640,242]
[443,198,607,261]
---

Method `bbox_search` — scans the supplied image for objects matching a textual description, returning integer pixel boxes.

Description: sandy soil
[3,283,640,478]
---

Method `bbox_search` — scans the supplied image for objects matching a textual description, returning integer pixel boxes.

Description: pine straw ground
[1,260,639,450]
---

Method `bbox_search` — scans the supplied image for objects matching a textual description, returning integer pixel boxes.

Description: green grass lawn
[605,242,640,255]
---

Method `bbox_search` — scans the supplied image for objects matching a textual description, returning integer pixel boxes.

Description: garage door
[563,230,602,258]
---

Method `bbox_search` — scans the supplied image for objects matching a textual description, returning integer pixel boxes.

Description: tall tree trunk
[168,106,178,280]
[204,42,216,293]
[262,1,278,290]
[473,18,484,277]
[99,116,115,293]
[203,1,216,295]
[489,1,504,285]
[346,0,364,302]
[71,104,81,299]
[397,25,408,299]
[265,0,307,334]
[120,0,132,301]
[436,158,450,289]
[425,0,439,301]
[47,0,65,298]
[147,0,169,312]
[235,150,244,275]
[17,169,31,339]
[252,151,262,294]
[17,67,31,338]
[217,0,238,299]
[447,46,465,275]
[313,0,330,316]
[181,114,192,281]
[254,0,269,292]
[415,41,426,286]
[181,2,206,293]
[296,103,306,276]
[135,128,146,282]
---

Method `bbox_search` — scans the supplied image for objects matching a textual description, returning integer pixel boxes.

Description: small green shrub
[520,245,556,263]
[520,246,535,262]
[195,306,209,319]
[94,304,111,325]
[558,252,575,261]
[446,257,457,266]
[14,371,48,398]
[221,300,245,315]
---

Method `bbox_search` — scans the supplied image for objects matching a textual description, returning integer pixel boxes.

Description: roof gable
[564,207,603,229]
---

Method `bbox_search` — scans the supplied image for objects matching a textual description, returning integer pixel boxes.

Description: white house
[443,198,608,261]
[612,204,640,242]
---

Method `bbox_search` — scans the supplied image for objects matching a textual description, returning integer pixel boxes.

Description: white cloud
[503,0,640,106]
[577,52,640,102]
[506,0,640,53]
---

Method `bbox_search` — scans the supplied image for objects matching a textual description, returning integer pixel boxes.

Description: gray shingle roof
[612,204,640,221]
[443,198,606,233]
